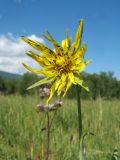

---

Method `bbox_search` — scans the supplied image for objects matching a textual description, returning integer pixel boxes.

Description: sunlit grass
[0,95,120,160]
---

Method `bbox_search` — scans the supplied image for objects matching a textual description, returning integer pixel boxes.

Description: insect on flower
[22,19,92,103]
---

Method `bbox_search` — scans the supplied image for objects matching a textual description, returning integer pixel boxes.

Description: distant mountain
[0,71,22,80]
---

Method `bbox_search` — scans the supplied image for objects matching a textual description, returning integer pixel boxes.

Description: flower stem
[76,85,82,148]
[45,110,57,160]
[46,111,50,160]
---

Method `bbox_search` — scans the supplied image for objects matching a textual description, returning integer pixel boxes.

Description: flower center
[56,56,65,66]
[55,55,73,74]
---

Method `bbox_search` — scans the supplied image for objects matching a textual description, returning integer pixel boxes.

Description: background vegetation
[0,71,120,100]
[0,71,120,159]
[0,96,119,160]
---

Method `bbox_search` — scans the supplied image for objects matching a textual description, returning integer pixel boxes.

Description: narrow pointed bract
[22,20,92,102]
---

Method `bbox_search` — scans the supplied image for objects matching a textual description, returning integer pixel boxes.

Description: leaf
[78,139,86,160]
[74,74,89,91]
[27,77,54,90]
[111,147,118,160]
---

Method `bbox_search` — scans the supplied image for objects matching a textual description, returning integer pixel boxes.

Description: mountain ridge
[0,70,22,79]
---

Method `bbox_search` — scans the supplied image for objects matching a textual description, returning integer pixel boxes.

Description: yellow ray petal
[26,51,46,66]
[61,38,71,50]
[21,36,55,55]
[85,59,92,65]
[57,74,67,94]
[63,73,74,97]
[72,52,84,65]
[73,44,87,61]
[22,63,45,74]
[73,19,84,51]
[47,78,61,103]
[82,43,87,53]
[69,72,76,84]
[42,53,56,63]
[71,60,91,73]
[42,30,61,48]
[55,47,63,56]
[42,69,59,77]
[28,50,55,64]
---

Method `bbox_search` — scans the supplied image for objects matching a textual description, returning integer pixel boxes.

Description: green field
[0,95,119,160]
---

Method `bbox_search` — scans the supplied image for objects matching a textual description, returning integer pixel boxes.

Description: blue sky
[0,0,120,79]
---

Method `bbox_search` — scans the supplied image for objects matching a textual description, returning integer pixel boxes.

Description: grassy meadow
[0,95,120,160]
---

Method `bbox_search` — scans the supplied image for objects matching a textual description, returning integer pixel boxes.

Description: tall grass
[0,95,119,160]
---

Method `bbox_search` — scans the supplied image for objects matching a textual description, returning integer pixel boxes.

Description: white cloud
[0,33,45,74]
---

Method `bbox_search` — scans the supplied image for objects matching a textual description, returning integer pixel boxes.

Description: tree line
[0,71,120,100]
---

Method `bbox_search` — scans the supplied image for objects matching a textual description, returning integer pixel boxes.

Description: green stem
[49,110,57,129]
[76,85,82,148]
[45,110,57,160]
[46,111,50,160]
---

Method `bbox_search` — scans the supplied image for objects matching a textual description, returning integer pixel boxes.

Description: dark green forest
[0,71,120,100]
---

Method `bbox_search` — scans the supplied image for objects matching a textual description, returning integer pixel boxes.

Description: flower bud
[36,103,45,111]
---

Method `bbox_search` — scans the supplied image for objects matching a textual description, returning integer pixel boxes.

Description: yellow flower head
[22,19,92,103]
